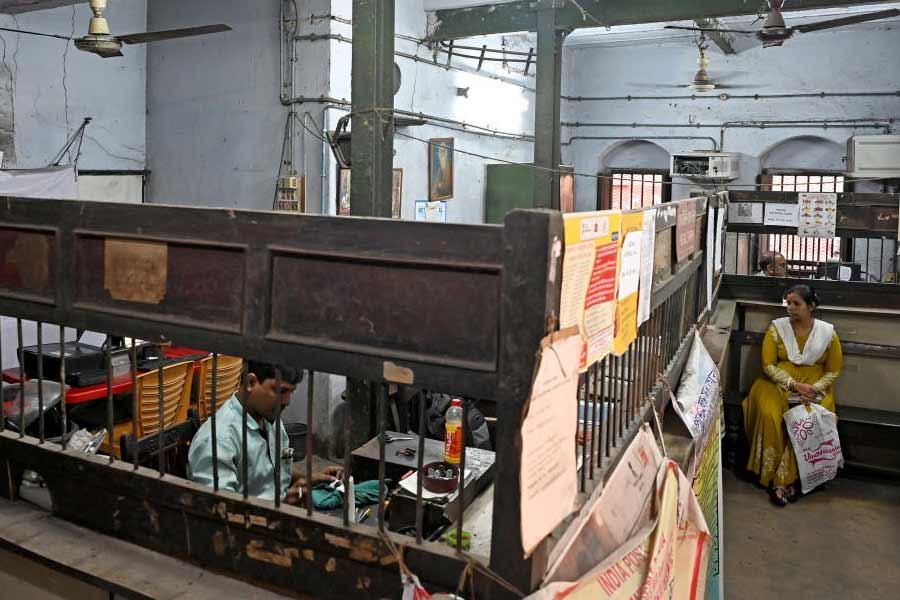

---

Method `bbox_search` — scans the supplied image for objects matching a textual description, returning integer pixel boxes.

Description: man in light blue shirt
[188,361,340,503]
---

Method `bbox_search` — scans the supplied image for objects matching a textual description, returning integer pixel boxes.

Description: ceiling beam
[0,0,86,14]
[695,17,736,55]
[428,0,899,40]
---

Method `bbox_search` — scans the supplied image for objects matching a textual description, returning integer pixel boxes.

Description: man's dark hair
[758,250,784,272]
[247,361,303,385]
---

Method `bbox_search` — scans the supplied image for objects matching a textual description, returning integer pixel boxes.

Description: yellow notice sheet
[560,211,621,370]
[520,327,583,556]
[613,211,644,356]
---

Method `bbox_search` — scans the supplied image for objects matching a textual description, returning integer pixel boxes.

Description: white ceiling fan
[0,0,231,58]
[665,1,899,48]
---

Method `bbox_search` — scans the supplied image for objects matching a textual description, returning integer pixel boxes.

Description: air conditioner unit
[847,135,900,178]
[670,151,740,181]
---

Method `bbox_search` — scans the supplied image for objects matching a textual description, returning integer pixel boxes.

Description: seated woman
[742,284,842,506]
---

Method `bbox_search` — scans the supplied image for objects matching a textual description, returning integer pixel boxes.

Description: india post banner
[693,417,724,600]
[560,211,622,371]
[613,211,644,356]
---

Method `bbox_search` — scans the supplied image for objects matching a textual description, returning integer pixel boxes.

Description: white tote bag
[783,403,844,494]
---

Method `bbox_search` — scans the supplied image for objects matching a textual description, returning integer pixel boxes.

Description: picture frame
[337,168,351,215]
[392,168,403,219]
[428,138,454,201]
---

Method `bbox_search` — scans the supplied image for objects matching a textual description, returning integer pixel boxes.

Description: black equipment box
[22,342,106,387]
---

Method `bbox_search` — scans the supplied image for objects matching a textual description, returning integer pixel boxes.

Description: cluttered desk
[349,430,495,549]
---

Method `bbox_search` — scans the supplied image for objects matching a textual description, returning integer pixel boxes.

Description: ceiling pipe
[561,135,719,151]
[562,90,900,102]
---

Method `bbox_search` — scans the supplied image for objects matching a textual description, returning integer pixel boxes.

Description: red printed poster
[560,211,622,371]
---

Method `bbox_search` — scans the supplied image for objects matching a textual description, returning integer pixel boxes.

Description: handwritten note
[706,208,714,311]
[675,200,696,262]
[764,203,800,227]
[520,328,582,556]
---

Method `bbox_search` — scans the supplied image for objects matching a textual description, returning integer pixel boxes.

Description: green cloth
[310,479,384,510]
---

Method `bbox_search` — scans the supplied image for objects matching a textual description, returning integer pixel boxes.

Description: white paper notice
[714,207,725,272]
[618,231,642,300]
[838,265,852,281]
[637,209,656,326]
[764,203,800,227]
[706,209,714,311]
[559,241,595,330]
[728,202,763,224]
[798,192,837,238]
[520,328,582,556]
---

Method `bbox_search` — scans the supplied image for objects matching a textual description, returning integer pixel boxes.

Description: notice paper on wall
[764,203,800,227]
[714,206,726,272]
[706,208,715,312]
[637,209,657,326]
[414,200,447,222]
[727,201,763,225]
[798,192,837,238]
[559,211,622,370]
[613,212,644,355]
[520,327,582,556]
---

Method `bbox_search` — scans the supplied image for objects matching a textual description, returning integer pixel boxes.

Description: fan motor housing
[74,35,123,58]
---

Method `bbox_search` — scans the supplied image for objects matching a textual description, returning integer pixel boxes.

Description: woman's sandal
[769,486,788,507]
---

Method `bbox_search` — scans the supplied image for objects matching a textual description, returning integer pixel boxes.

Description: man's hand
[285,485,303,506]
[311,466,344,485]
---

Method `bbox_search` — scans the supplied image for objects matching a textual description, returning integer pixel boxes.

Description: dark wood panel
[730,330,900,360]
[720,274,900,311]
[268,250,500,371]
[0,225,56,304]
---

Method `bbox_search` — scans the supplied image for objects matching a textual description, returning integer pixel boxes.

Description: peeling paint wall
[0,0,146,169]
[562,23,900,210]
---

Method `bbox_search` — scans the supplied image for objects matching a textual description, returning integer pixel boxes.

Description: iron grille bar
[579,373,588,491]
[377,384,387,532]
[157,354,164,475]
[17,319,24,437]
[210,353,219,491]
[241,361,249,500]
[59,325,67,450]
[107,335,114,463]
[274,367,283,509]
[455,399,468,552]
[37,322,44,443]
[589,363,599,479]
[342,383,353,527]
[415,390,426,543]
[306,370,315,517]
[130,339,138,468]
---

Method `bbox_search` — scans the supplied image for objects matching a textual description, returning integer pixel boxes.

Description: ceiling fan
[631,37,759,93]
[665,1,900,48]
[0,0,231,58]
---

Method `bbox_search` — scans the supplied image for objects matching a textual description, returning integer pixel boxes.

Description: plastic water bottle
[444,399,463,464]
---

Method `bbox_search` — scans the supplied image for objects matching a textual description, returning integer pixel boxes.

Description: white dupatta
[772,317,834,366]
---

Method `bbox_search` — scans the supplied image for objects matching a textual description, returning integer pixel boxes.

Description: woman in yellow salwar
[743,284,842,506]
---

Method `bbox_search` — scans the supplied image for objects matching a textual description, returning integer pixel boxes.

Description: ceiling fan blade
[628,82,688,89]
[0,26,74,42]
[664,25,757,34]
[792,8,900,34]
[118,24,231,45]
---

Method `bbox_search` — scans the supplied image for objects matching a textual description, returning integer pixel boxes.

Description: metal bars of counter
[577,262,704,491]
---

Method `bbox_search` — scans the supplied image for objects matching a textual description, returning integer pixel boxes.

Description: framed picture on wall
[392,168,403,219]
[428,138,454,201]
[337,168,351,215]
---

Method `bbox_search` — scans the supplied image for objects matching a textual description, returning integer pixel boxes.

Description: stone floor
[723,468,900,599]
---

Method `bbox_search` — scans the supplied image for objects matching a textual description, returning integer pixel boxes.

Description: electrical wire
[355,107,899,189]
[62,5,76,163]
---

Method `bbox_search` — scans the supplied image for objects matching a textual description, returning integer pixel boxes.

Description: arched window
[598,140,671,210]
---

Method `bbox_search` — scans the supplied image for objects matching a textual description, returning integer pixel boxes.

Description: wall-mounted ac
[670,151,740,181]
[847,135,900,178]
